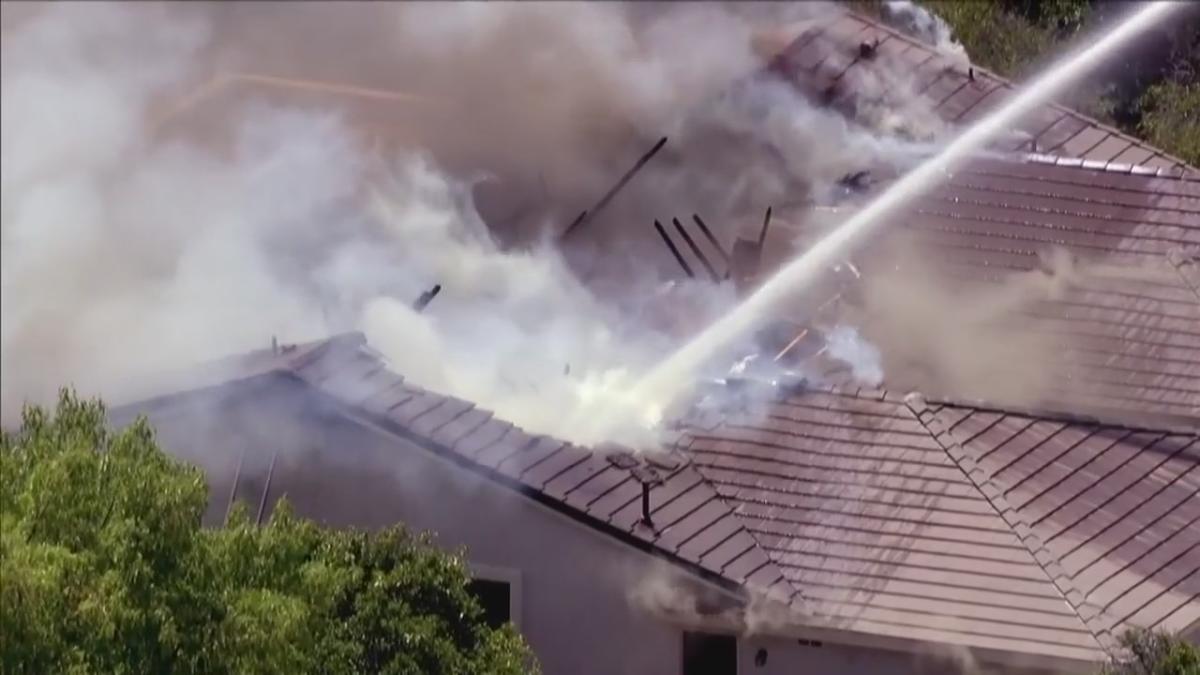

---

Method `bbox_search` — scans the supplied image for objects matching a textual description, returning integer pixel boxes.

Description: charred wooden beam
[654,219,694,278]
[691,214,732,277]
[838,170,872,192]
[561,136,668,241]
[672,217,720,282]
[413,284,442,312]
[758,206,773,248]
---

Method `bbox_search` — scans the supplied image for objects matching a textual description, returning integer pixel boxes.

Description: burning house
[4,2,1198,674]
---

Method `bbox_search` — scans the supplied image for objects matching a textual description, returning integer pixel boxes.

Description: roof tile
[495,436,565,479]
[518,443,590,488]
[431,408,493,448]
[474,427,537,467]
[934,403,1200,637]
[407,396,475,437]
[542,458,609,501]
[454,418,514,457]
[587,476,643,519]
[387,391,448,426]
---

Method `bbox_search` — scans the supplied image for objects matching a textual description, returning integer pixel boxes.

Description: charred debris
[546,128,875,417]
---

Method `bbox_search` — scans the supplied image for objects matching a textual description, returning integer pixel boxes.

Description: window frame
[681,629,740,675]
[469,562,523,630]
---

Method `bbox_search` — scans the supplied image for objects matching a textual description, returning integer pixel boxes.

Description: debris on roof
[561,136,669,241]
[836,169,873,195]
[412,284,442,312]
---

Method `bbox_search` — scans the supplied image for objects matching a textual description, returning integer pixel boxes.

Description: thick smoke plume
[2,1,945,446]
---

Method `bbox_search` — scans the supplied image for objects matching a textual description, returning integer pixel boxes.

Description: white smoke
[1,1,931,447]
[881,1,969,64]
[824,324,884,386]
[358,154,726,446]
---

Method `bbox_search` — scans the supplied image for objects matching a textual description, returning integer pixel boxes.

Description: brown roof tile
[386,392,448,427]
[474,426,537,466]
[667,387,1108,659]
[408,396,476,437]
[806,155,1200,419]
[542,457,609,501]
[454,418,514,457]
[927,403,1200,636]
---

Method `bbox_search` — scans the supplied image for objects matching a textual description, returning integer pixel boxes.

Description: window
[467,578,511,630]
[466,563,522,629]
[683,631,737,675]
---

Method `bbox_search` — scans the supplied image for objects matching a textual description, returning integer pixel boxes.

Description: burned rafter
[560,136,669,241]
[837,170,872,193]
[672,217,720,283]
[654,220,695,279]
[413,284,442,312]
[691,214,732,278]
[758,206,773,248]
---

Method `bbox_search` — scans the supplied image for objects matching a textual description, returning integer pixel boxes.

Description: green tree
[1102,629,1200,675]
[924,0,1057,77]
[1137,81,1199,166]
[0,390,538,675]
[856,0,1200,165]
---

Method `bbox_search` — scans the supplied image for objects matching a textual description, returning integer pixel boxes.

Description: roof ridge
[914,394,1199,436]
[842,9,1198,176]
[672,430,807,607]
[1020,153,1200,181]
[903,392,1120,656]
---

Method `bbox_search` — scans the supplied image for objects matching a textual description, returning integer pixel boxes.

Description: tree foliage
[0,390,538,675]
[1102,629,1200,675]
[859,0,1200,166]
[1137,81,1200,166]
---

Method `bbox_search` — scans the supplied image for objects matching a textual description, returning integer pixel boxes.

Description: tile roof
[748,154,1200,422]
[770,10,1198,177]
[910,395,1200,641]
[129,332,1197,668]
[677,387,1105,662]
[895,157,1199,419]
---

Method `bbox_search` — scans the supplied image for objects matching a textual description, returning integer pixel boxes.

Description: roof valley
[903,392,1119,656]
[675,430,807,608]
[1167,247,1200,304]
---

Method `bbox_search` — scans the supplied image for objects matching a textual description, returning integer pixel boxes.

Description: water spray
[593,1,1181,443]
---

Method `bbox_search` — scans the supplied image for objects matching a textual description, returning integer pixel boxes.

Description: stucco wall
[737,635,1015,675]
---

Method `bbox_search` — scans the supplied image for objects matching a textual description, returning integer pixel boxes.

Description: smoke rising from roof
[1,1,944,445]
[879,1,968,64]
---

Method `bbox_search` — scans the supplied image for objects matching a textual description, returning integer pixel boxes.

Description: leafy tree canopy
[1102,629,1200,675]
[0,390,538,675]
[856,0,1200,166]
